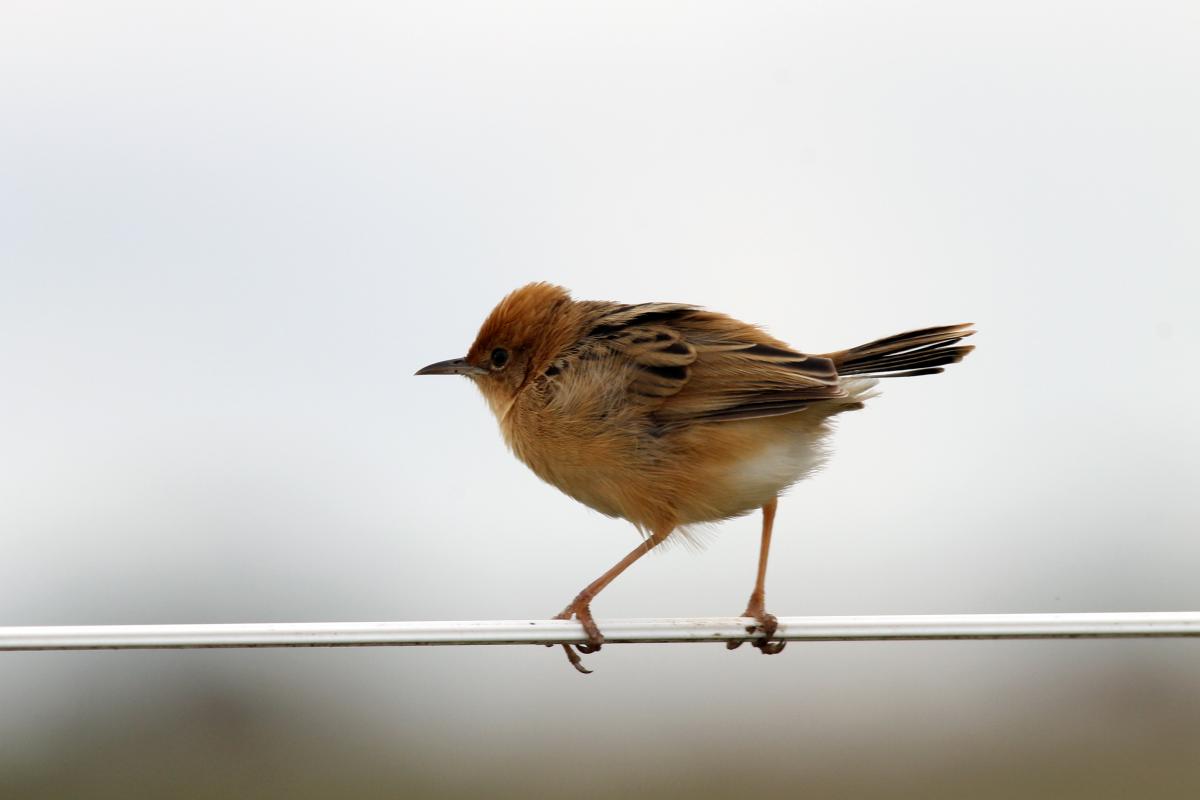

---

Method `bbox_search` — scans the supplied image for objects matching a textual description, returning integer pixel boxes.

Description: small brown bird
[417,283,974,673]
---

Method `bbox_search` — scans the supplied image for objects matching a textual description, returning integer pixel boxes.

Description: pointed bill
[415,357,486,376]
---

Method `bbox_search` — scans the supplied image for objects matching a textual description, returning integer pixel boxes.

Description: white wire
[2,612,1198,651]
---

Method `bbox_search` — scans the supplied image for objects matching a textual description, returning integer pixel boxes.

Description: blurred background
[2,1,1198,797]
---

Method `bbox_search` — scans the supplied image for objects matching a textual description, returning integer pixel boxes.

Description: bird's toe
[550,598,604,674]
[751,612,786,655]
[729,609,786,655]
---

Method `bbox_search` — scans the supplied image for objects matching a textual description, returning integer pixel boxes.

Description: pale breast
[500,408,663,525]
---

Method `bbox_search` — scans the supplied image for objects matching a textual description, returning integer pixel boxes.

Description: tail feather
[827,323,975,378]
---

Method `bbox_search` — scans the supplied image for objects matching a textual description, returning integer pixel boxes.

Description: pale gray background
[2,1,1198,797]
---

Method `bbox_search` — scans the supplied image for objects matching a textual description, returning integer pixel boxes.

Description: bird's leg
[551,526,672,674]
[728,497,786,655]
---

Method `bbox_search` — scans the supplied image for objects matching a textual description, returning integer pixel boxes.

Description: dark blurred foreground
[4,642,1198,800]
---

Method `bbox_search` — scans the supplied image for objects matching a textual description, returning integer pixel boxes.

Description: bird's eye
[490,347,510,369]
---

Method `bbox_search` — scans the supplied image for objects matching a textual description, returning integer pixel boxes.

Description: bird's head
[416,282,578,417]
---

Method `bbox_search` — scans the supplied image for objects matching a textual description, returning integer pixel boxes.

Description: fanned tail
[826,323,975,378]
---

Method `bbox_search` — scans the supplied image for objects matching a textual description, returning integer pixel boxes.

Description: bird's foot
[727,604,786,655]
[549,598,604,674]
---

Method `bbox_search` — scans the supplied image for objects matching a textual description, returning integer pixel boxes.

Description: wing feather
[552,303,845,432]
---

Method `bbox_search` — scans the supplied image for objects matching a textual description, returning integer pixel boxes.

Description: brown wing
[563,302,845,432]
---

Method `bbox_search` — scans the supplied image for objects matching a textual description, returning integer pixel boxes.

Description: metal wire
[2,612,1199,651]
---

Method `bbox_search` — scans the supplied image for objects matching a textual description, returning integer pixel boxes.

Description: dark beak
[415,357,486,377]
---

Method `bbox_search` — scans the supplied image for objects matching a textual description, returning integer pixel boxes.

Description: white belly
[729,436,825,500]
[677,430,828,525]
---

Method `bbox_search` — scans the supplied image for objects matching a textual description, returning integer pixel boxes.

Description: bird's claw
[749,612,786,655]
[547,599,604,673]
[727,609,786,655]
[559,644,593,674]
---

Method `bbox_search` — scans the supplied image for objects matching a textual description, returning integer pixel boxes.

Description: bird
[417,282,974,673]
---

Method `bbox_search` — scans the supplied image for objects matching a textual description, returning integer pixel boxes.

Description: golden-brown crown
[467,282,574,364]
